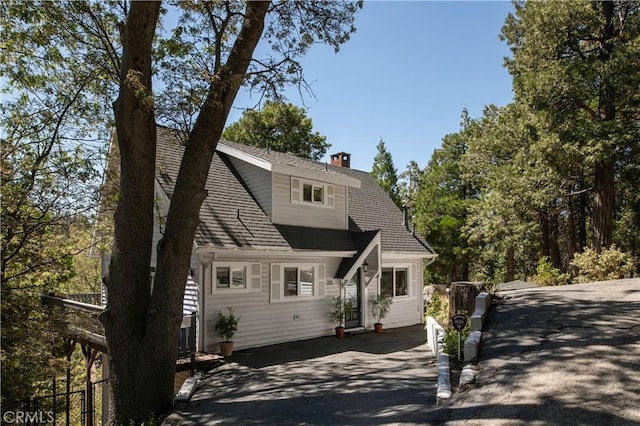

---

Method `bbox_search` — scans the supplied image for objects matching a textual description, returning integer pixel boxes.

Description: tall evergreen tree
[398,160,423,213]
[414,111,475,284]
[371,139,401,207]
[501,0,640,252]
[462,103,564,282]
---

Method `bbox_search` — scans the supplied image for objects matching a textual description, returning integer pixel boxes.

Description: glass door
[344,272,361,328]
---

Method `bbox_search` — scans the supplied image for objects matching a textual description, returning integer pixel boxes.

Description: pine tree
[371,139,401,207]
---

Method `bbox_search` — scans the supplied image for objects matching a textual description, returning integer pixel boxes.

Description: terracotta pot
[374,323,383,334]
[219,341,234,357]
[335,326,345,338]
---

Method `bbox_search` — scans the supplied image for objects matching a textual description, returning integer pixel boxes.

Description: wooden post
[81,343,98,426]
[449,281,484,317]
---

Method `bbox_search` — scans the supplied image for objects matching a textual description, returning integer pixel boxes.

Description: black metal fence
[1,379,108,426]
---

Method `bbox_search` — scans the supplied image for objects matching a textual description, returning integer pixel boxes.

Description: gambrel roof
[155,126,436,259]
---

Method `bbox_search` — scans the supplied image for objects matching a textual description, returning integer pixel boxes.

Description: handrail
[42,294,197,373]
[41,294,104,314]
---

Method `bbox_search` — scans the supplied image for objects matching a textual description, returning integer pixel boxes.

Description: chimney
[330,152,351,168]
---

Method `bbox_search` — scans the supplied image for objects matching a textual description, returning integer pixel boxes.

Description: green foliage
[329,296,354,326]
[156,2,362,131]
[415,112,475,284]
[0,220,101,404]
[571,246,636,283]
[532,257,570,286]
[371,139,401,207]
[214,307,240,342]
[442,323,469,358]
[425,288,449,327]
[1,43,103,402]
[369,294,393,324]
[501,0,640,252]
[398,160,423,212]
[3,0,362,422]
[222,101,330,160]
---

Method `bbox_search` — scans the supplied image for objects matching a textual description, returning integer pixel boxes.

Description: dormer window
[303,183,324,204]
[291,177,334,208]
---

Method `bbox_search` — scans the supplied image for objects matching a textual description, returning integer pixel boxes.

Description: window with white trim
[291,177,334,208]
[284,266,315,297]
[216,265,246,289]
[211,262,262,293]
[270,263,326,302]
[381,267,409,298]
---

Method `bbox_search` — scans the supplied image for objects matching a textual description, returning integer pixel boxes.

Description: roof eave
[197,246,358,261]
[382,252,438,261]
[273,163,361,188]
[216,143,273,171]
[217,142,361,188]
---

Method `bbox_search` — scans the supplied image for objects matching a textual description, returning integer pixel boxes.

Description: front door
[344,272,361,328]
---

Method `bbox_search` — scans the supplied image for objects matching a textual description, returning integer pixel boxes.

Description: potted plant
[215,307,240,356]
[330,296,353,338]
[370,294,393,333]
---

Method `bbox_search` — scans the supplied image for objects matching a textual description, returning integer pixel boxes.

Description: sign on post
[451,314,467,332]
[451,314,467,360]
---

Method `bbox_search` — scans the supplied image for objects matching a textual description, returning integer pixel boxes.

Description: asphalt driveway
[439,278,640,425]
[163,325,440,425]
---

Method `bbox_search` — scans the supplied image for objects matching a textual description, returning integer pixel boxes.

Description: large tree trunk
[539,211,550,260]
[591,0,616,253]
[506,246,515,282]
[566,197,578,259]
[103,2,270,424]
[592,159,615,253]
[102,3,161,424]
[577,175,589,251]
[549,210,562,269]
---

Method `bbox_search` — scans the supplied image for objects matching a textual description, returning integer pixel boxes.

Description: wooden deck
[41,293,198,364]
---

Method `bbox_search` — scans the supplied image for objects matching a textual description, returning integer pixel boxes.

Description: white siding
[183,275,198,315]
[203,256,345,351]
[150,182,170,268]
[375,259,424,329]
[271,173,347,229]
[228,156,273,217]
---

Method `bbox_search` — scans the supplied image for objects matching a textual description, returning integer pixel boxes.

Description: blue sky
[229,1,516,172]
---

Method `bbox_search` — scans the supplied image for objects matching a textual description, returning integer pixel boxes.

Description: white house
[105,126,437,353]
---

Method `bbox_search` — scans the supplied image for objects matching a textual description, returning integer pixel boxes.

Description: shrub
[442,323,469,359]
[532,257,570,286]
[214,307,240,342]
[425,288,449,326]
[369,294,393,324]
[571,245,636,283]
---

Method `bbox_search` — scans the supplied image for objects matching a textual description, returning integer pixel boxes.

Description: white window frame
[211,262,261,294]
[283,265,315,298]
[291,177,335,208]
[270,263,326,303]
[380,265,411,299]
